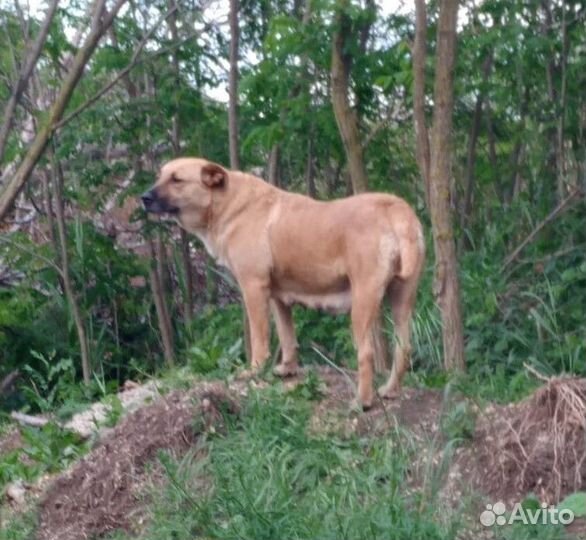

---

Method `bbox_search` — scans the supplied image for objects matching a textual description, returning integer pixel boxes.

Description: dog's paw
[273,362,299,377]
[350,398,372,413]
[377,383,401,400]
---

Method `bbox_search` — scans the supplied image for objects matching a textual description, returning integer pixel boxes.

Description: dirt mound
[457,376,586,505]
[37,382,239,540]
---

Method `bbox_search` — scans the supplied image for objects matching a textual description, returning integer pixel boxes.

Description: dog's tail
[396,219,425,281]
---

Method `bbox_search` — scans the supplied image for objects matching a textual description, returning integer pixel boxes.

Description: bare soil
[305,366,443,438]
[37,382,239,540]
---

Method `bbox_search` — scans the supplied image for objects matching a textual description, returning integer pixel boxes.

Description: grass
[137,385,462,540]
[0,509,37,540]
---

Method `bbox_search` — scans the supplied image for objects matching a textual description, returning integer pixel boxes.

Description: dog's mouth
[141,190,179,215]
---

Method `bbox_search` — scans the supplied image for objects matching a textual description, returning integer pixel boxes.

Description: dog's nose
[141,190,155,207]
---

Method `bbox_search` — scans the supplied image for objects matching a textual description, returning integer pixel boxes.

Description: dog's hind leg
[350,286,386,410]
[378,277,418,399]
[271,299,299,376]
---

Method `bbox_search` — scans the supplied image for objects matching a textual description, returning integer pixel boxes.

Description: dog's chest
[196,231,231,268]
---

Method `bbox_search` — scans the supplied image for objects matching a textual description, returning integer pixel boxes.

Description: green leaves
[1,422,88,494]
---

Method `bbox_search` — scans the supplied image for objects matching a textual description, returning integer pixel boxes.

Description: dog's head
[141,158,228,229]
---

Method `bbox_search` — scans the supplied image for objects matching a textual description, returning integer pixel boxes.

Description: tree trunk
[461,52,493,234]
[41,171,59,271]
[268,144,280,186]
[485,103,501,199]
[228,0,251,363]
[167,0,194,328]
[428,0,465,372]
[331,2,368,194]
[228,0,241,171]
[52,157,91,384]
[180,229,194,325]
[305,137,316,197]
[148,234,175,366]
[556,1,568,202]
[413,0,431,207]
[0,0,128,220]
[506,87,529,205]
[331,0,390,373]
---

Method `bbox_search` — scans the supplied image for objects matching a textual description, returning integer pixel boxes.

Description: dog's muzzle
[141,189,178,214]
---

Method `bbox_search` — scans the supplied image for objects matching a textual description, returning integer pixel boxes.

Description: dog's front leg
[271,299,299,376]
[241,281,270,370]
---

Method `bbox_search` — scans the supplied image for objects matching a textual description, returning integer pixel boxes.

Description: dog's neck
[191,171,277,268]
[208,171,276,232]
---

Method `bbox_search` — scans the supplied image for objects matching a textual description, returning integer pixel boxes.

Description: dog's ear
[201,162,227,188]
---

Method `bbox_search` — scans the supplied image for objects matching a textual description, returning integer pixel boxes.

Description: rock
[6,480,26,506]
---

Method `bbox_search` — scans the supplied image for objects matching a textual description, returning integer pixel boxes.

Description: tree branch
[0,0,128,221]
[502,189,583,269]
[54,5,180,130]
[0,234,65,279]
[0,0,59,166]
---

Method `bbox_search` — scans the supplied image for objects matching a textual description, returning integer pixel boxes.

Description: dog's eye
[170,174,182,183]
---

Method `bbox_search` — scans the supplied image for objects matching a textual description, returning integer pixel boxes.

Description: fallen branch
[310,341,356,392]
[523,362,550,383]
[502,189,583,270]
[10,411,52,428]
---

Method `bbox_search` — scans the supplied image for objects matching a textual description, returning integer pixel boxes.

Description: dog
[142,157,425,409]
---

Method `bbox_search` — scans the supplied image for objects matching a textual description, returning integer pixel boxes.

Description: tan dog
[142,157,425,409]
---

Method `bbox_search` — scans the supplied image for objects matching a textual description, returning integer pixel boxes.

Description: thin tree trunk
[228,0,251,363]
[428,0,465,372]
[0,0,128,220]
[331,1,368,193]
[167,0,194,327]
[556,1,568,201]
[413,0,430,207]
[461,52,493,232]
[0,0,59,167]
[305,136,316,197]
[540,0,564,204]
[331,0,389,373]
[52,156,91,384]
[148,235,175,366]
[485,102,501,199]
[268,144,280,186]
[269,0,312,188]
[41,171,58,264]
[228,0,240,171]
[179,229,193,325]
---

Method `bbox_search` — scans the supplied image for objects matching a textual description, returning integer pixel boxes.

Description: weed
[0,423,88,494]
[286,369,327,401]
[0,509,37,540]
[102,395,124,428]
